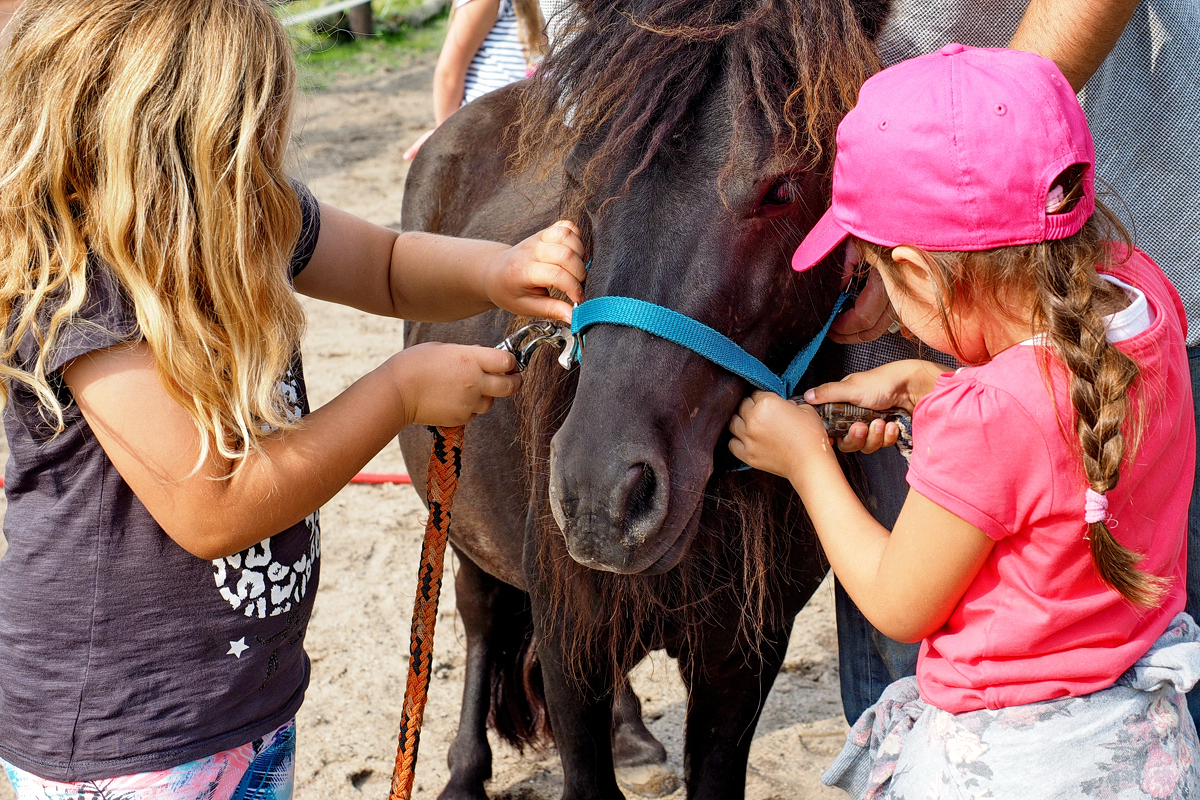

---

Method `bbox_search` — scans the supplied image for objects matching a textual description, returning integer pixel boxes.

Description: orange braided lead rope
[390,424,464,800]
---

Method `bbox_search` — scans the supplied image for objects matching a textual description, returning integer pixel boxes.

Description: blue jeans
[1185,347,1200,728]
[837,348,1200,728]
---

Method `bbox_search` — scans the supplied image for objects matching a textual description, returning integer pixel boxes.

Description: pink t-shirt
[907,249,1194,714]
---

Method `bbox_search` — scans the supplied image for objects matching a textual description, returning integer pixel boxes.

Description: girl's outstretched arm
[64,339,520,561]
[729,391,994,643]
[292,204,586,324]
[403,0,502,158]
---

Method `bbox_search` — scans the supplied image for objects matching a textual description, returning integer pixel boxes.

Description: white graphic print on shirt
[212,511,321,619]
[211,367,320,619]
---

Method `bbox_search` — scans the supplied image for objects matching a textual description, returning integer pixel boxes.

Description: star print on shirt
[227,638,250,658]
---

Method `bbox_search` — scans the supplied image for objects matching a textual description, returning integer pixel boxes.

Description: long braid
[860,169,1167,608]
[1037,236,1166,608]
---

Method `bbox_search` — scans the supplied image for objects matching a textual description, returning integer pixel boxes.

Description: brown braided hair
[861,166,1167,608]
[513,0,546,61]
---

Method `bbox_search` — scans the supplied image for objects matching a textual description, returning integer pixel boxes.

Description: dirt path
[0,51,851,800]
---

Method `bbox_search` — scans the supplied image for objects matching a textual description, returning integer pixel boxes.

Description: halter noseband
[569,292,848,398]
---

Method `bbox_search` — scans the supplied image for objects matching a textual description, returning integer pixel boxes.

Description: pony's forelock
[515,0,880,218]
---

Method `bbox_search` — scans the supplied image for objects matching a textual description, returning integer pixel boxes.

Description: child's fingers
[527,257,585,303]
[882,421,899,448]
[803,374,895,412]
[839,419,899,454]
[532,243,587,291]
[835,421,869,453]
[803,379,858,405]
[478,371,522,399]
[472,395,496,417]
[517,296,575,325]
[861,419,889,454]
[727,434,747,461]
[538,224,587,276]
[475,347,519,375]
[728,412,746,438]
[544,219,583,243]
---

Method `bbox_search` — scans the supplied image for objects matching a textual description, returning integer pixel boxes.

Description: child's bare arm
[729,391,993,642]
[292,204,586,324]
[431,0,501,124]
[63,340,519,561]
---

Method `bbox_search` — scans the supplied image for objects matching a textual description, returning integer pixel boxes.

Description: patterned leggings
[1,720,294,800]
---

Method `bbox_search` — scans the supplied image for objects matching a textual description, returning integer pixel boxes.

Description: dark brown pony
[399,1,888,798]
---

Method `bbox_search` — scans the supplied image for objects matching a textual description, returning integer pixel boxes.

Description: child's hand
[387,342,522,428]
[483,221,587,324]
[728,391,838,481]
[403,128,436,160]
[802,360,947,454]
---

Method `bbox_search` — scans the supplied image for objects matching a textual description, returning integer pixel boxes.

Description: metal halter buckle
[494,320,572,371]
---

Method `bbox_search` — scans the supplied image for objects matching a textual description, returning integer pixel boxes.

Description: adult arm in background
[829,0,1141,347]
[1010,0,1140,92]
[404,0,501,159]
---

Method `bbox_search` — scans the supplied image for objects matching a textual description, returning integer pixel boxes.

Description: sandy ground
[0,49,851,800]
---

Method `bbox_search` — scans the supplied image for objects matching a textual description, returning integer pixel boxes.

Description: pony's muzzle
[548,442,673,574]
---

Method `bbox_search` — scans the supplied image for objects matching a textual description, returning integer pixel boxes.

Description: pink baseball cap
[792,43,1095,272]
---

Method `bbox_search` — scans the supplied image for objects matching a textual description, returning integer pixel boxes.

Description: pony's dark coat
[399,1,890,797]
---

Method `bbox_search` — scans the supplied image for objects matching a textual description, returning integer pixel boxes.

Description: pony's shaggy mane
[516,0,886,217]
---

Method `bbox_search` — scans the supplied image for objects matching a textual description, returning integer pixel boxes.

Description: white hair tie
[1084,488,1109,524]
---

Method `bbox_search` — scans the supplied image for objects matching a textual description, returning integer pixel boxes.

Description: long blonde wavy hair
[0,0,306,469]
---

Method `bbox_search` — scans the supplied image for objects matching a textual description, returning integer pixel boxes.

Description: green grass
[281,1,449,91]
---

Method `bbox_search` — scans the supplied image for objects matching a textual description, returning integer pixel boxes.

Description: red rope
[0,473,411,490]
[390,425,463,800]
[350,472,412,484]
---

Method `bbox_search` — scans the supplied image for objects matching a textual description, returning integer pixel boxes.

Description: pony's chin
[637,504,704,575]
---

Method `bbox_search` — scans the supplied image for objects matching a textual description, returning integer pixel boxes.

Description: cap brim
[792,209,850,272]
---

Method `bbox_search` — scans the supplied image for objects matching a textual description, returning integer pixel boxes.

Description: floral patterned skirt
[2,720,294,800]
[824,614,1200,799]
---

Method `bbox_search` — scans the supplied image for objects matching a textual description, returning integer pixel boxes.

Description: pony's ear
[855,0,893,41]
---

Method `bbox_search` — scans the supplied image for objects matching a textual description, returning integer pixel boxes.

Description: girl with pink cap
[729,44,1200,796]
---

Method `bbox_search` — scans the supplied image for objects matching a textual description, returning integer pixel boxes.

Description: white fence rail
[280,0,372,28]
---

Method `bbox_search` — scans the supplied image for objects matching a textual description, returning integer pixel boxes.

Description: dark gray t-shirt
[0,185,323,781]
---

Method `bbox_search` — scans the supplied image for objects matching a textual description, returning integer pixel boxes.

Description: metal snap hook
[494,320,571,371]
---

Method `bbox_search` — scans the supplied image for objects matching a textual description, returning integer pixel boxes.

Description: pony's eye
[762,176,798,206]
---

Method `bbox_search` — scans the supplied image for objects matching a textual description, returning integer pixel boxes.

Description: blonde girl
[0,0,583,796]
[403,0,544,159]
[730,45,1200,797]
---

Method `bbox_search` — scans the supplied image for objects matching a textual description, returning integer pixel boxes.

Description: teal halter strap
[569,292,848,398]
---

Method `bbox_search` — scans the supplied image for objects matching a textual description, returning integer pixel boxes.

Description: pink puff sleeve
[905,375,1057,541]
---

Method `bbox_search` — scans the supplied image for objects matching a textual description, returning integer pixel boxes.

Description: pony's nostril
[624,463,659,530]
